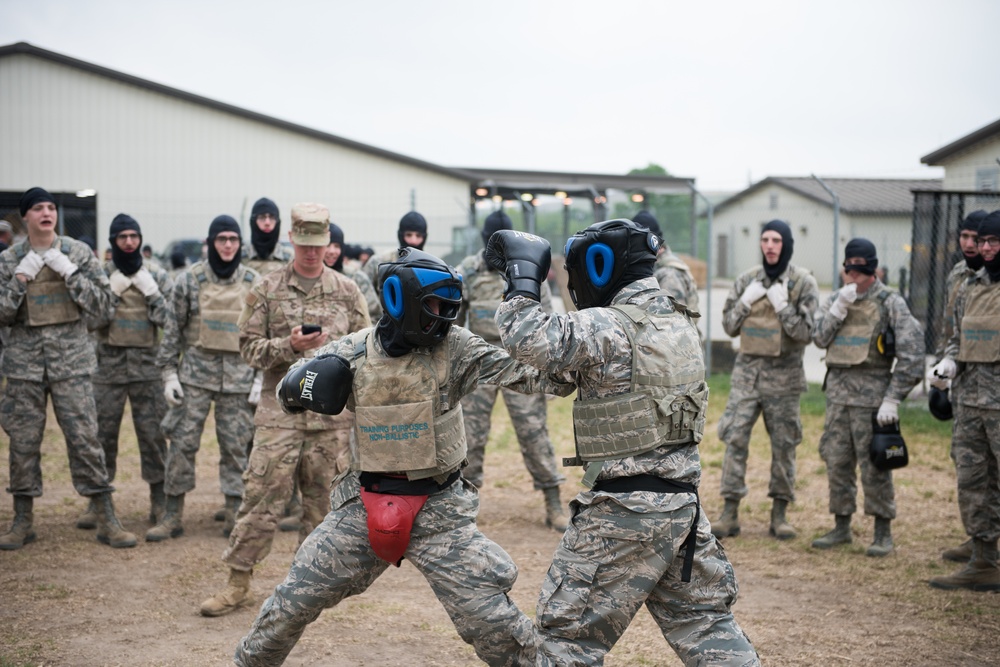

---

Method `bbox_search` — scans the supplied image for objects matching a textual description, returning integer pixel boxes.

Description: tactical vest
[825,287,893,368]
[17,241,80,327]
[572,297,707,463]
[957,280,1000,363]
[350,329,470,482]
[466,258,505,341]
[184,264,254,353]
[103,276,155,348]
[739,267,809,357]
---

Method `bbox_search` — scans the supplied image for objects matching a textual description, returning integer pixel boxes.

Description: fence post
[690,182,713,373]
[812,174,840,287]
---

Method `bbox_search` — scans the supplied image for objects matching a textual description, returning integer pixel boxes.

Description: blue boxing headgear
[563,219,659,309]
[377,248,463,348]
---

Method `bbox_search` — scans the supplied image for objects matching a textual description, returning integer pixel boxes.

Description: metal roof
[921,117,1000,165]
[457,167,694,199]
[714,176,942,215]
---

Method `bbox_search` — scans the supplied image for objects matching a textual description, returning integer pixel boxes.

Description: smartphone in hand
[301,324,322,335]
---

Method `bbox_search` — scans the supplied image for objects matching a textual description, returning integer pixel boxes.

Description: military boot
[200,568,253,617]
[929,539,1000,591]
[213,497,227,522]
[94,492,138,548]
[75,496,99,530]
[769,498,796,540]
[145,494,185,542]
[865,517,893,557]
[149,482,166,525]
[711,499,740,539]
[812,514,853,549]
[222,495,241,538]
[278,493,303,533]
[543,486,568,531]
[0,496,36,551]
[942,538,973,563]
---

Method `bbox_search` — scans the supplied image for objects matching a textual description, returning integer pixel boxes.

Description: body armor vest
[957,281,1000,363]
[466,258,505,341]
[18,241,80,327]
[103,277,155,347]
[351,330,470,482]
[572,297,707,462]
[184,264,254,353]
[825,287,892,368]
[739,266,809,357]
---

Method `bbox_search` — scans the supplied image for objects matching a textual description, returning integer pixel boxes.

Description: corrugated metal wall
[0,54,471,257]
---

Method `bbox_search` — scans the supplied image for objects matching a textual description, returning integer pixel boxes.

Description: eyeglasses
[214,235,241,246]
[975,237,1000,248]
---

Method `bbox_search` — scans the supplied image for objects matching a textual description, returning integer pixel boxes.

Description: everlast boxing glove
[484,229,551,301]
[278,353,353,415]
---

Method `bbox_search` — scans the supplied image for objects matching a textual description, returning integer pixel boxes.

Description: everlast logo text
[299,370,319,401]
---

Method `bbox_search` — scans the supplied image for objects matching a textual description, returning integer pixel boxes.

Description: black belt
[592,474,700,583]
[359,470,461,496]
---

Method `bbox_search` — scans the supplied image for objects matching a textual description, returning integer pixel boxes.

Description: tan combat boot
[942,538,973,563]
[711,499,740,539]
[222,495,241,538]
[929,539,1000,592]
[76,496,99,529]
[866,517,893,557]
[95,492,138,548]
[149,482,166,525]
[200,568,253,617]
[769,498,797,540]
[146,494,185,542]
[278,493,304,533]
[543,487,568,531]
[0,496,36,551]
[812,514,853,549]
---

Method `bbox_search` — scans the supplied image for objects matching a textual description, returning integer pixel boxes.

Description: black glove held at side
[278,353,353,415]
[484,230,551,301]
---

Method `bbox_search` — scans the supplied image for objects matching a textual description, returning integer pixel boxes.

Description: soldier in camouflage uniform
[0,187,136,550]
[233,248,573,667]
[487,220,759,666]
[326,221,382,321]
[148,215,260,542]
[361,210,428,285]
[200,204,370,617]
[76,214,174,531]
[811,238,924,557]
[713,221,819,541]
[928,210,986,563]
[456,210,567,530]
[242,197,293,276]
[632,210,700,315]
[928,210,1000,591]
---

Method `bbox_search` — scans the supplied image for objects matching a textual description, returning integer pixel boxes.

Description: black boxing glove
[484,230,551,301]
[278,353,353,415]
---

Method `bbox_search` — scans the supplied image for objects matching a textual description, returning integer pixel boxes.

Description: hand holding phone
[301,324,322,335]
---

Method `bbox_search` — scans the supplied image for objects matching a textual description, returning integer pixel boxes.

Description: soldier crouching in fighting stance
[485,221,759,666]
[234,248,573,667]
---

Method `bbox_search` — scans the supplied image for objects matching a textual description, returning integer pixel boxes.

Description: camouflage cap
[290,203,330,246]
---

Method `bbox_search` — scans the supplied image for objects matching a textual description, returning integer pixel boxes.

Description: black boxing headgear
[928,386,954,421]
[397,211,427,249]
[563,219,658,309]
[377,247,463,349]
[19,187,56,217]
[250,197,281,259]
[843,238,878,276]
[482,210,513,248]
[207,214,242,279]
[761,219,794,280]
[109,213,144,275]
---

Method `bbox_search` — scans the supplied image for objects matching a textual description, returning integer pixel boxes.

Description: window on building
[976,167,999,192]
[769,193,779,210]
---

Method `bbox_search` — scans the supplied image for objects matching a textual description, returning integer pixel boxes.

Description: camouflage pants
[818,402,895,519]
[536,497,760,666]
[717,393,802,501]
[950,405,1000,541]
[224,426,352,570]
[1,376,112,497]
[461,384,565,490]
[93,379,167,484]
[160,384,253,498]
[235,472,535,667]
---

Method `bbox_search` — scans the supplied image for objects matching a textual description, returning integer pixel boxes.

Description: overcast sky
[3,0,997,192]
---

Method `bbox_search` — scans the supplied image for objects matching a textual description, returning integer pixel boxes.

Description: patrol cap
[290,203,330,246]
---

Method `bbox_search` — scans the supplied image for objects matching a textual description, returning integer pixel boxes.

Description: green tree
[615,163,696,255]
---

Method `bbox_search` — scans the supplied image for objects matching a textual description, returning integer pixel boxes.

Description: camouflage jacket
[239,263,370,429]
[654,247,699,313]
[242,243,293,279]
[456,250,553,343]
[94,260,174,384]
[341,262,382,321]
[156,261,259,393]
[361,247,400,287]
[0,236,114,381]
[814,279,924,407]
[722,263,819,396]
[945,269,1000,410]
[496,277,706,505]
[935,259,976,360]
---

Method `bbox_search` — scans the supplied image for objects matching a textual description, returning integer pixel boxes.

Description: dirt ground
[1,395,999,667]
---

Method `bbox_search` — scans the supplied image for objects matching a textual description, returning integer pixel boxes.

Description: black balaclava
[170,250,187,270]
[631,210,663,243]
[761,219,794,281]
[19,187,56,216]
[482,210,513,249]
[207,215,242,279]
[250,197,281,259]
[108,213,144,275]
[961,210,987,271]
[376,316,414,357]
[978,211,1000,282]
[397,211,427,249]
[327,223,345,272]
[343,243,361,261]
[844,238,878,276]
